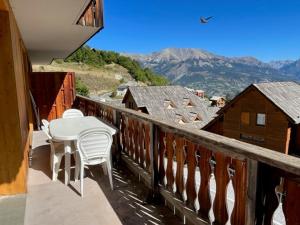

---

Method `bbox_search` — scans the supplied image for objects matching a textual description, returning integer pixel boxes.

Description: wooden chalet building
[122,86,218,129]
[205,81,300,155]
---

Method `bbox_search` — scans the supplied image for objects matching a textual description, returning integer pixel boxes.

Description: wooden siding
[124,93,139,110]
[0,0,33,195]
[30,72,75,121]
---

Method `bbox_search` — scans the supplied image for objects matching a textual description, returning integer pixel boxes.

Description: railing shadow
[88,164,184,225]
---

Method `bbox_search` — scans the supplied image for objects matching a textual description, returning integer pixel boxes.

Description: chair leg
[102,163,107,175]
[80,162,84,197]
[106,158,113,190]
[50,149,53,171]
[52,154,63,181]
[74,152,80,182]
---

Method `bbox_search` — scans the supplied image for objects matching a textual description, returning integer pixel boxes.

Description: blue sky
[87,0,300,62]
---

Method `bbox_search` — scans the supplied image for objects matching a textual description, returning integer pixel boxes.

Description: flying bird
[200,16,213,24]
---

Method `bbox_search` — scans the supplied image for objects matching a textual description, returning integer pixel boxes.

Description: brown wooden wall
[221,87,291,154]
[30,72,76,121]
[77,0,104,28]
[124,93,139,110]
[0,0,33,195]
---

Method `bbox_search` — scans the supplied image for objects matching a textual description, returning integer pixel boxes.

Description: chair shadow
[30,143,78,186]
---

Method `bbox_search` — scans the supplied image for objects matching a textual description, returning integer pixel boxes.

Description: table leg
[64,140,72,185]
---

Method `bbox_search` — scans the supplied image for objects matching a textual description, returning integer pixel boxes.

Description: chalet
[195,89,205,98]
[205,81,300,155]
[210,96,226,107]
[122,86,217,129]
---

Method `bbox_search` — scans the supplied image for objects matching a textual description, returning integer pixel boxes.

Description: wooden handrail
[76,95,300,176]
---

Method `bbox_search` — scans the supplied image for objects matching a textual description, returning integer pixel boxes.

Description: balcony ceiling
[9,0,101,64]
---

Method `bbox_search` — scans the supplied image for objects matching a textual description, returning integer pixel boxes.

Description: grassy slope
[32,61,135,96]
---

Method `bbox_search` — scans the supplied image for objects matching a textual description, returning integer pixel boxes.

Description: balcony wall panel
[0,0,33,195]
[30,72,75,122]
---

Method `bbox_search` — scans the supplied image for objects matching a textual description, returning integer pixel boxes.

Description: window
[241,112,250,125]
[256,113,266,126]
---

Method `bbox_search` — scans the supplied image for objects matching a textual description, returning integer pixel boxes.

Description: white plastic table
[49,116,117,185]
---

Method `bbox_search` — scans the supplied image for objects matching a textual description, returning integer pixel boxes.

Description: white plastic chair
[75,128,113,196]
[41,119,75,181]
[62,109,84,119]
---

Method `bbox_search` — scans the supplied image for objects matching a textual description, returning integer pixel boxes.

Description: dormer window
[176,114,186,124]
[164,99,176,109]
[183,98,195,108]
[190,112,202,122]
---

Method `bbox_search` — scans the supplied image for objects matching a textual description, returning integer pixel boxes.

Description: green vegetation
[66,46,169,86]
[75,77,90,96]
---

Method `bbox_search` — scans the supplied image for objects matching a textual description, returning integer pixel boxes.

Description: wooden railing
[74,95,300,225]
[77,0,104,28]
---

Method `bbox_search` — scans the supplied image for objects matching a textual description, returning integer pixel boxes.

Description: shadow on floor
[30,131,183,225]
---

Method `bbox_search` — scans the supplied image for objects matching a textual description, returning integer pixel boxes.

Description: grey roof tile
[254,81,300,124]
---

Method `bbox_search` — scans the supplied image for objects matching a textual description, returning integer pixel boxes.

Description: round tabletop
[49,116,117,141]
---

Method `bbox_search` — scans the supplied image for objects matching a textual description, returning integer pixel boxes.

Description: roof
[206,81,300,128]
[253,81,300,124]
[123,86,217,129]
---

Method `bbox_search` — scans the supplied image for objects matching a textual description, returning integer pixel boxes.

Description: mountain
[280,59,300,79]
[268,60,294,69]
[128,48,299,98]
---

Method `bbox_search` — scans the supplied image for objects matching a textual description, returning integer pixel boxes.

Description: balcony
[1,94,299,225]
[0,131,184,225]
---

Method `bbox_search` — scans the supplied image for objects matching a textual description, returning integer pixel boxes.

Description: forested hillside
[66,46,169,86]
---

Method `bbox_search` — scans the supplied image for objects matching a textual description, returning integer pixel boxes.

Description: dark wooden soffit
[77,0,104,28]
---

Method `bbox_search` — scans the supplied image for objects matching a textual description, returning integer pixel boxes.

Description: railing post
[245,159,258,225]
[149,123,159,198]
[113,109,122,166]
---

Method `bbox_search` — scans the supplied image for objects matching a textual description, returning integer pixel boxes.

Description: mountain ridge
[127,48,300,97]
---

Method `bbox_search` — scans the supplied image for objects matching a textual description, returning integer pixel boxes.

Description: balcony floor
[24,131,183,225]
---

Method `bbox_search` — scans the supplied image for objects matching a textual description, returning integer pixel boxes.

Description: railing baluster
[213,153,230,224]
[139,122,145,168]
[134,120,139,163]
[231,160,247,225]
[166,132,175,192]
[158,130,166,185]
[198,147,212,221]
[185,141,197,211]
[175,136,185,200]
[144,124,151,171]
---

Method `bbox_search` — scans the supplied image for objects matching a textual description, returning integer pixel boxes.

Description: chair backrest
[41,124,52,140]
[41,119,50,130]
[77,128,113,165]
[62,109,84,119]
